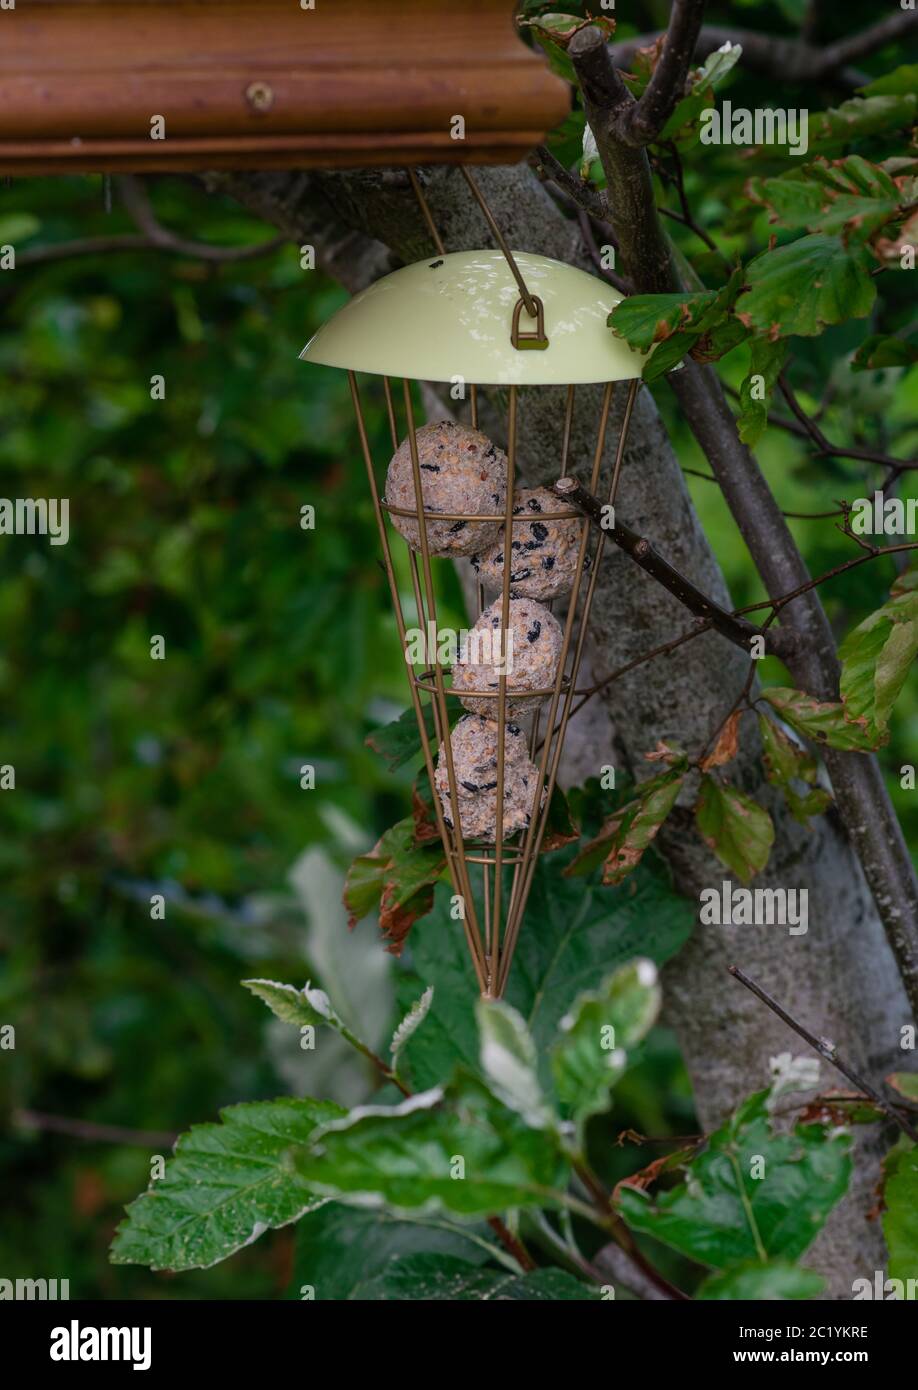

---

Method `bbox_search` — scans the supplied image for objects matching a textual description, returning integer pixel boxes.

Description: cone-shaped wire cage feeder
[300,176,646,998]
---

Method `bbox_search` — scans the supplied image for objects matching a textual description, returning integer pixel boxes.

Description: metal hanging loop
[510,294,548,351]
[407,164,550,352]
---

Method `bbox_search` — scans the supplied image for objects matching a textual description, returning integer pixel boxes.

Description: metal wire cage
[300,185,645,998]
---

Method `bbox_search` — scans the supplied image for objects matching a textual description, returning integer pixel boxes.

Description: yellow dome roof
[299,249,646,386]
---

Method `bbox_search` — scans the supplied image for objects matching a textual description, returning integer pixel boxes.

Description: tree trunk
[210,162,909,1295]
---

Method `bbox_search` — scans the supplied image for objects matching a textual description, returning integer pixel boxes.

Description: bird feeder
[301,175,646,998]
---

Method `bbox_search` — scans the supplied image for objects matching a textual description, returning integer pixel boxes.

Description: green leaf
[343,814,446,951]
[401,852,693,1091]
[617,1089,851,1270]
[883,1140,918,1285]
[292,1071,570,1217]
[784,785,834,826]
[749,157,901,244]
[110,1097,344,1272]
[887,1073,918,1103]
[609,290,723,351]
[739,235,876,339]
[839,584,918,742]
[697,1260,825,1300]
[551,959,661,1139]
[738,337,789,446]
[365,697,461,771]
[541,783,581,853]
[859,65,918,98]
[391,986,434,1068]
[805,95,918,154]
[852,333,918,371]
[291,1202,501,1300]
[695,776,775,884]
[757,712,831,826]
[761,687,879,751]
[476,999,551,1129]
[242,977,370,1058]
[358,1253,601,1300]
[566,764,686,886]
[758,712,819,787]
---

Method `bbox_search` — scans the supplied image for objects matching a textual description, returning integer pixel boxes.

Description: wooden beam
[0,0,570,173]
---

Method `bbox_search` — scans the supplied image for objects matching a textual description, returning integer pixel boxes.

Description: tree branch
[528,144,605,220]
[727,966,918,1144]
[606,10,916,90]
[552,475,790,658]
[568,25,678,295]
[13,1109,177,1148]
[16,177,287,268]
[619,0,708,147]
[569,20,918,1020]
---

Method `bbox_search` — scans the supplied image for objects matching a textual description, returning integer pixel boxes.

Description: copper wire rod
[355,374,485,986]
[497,380,621,995]
[407,169,447,257]
[559,384,576,479]
[381,374,400,453]
[460,166,539,321]
[384,502,579,522]
[489,382,519,993]
[350,374,485,989]
[401,379,487,980]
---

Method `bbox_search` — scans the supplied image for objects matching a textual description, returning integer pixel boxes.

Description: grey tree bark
[209,162,909,1295]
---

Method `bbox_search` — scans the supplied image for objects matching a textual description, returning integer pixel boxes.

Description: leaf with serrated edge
[243,977,369,1058]
[293,1072,570,1218]
[359,1254,601,1300]
[739,234,875,338]
[617,1088,851,1270]
[391,986,434,1067]
[695,776,774,883]
[110,1097,344,1271]
[477,999,550,1129]
[401,855,693,1093]
[839,587,918,740]
[883,1139,918,1287]
[761,687,880,751]
[552,960,661,1138]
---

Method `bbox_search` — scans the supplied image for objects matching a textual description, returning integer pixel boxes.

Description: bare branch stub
[728,966,918,1145]
[567,25,679,295]
[618,0,708,148]
[551,477,790,658]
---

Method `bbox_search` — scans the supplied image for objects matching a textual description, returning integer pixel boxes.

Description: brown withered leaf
[612,1142,699,1206]
[700,710,741,772]
[378,880,438,956]
[343,815,445,953]
[644,739,684,765]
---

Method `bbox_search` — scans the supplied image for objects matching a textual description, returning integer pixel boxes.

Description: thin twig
[528,145,606,220]
[15,173,287,271]
[552,478,787,655]
[727,966,918,1144]
[619,0,708,146]
[733,540,918,616]
[778,374,916,473]
[573,1158,687,1299]
[13,1110,178,1148]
